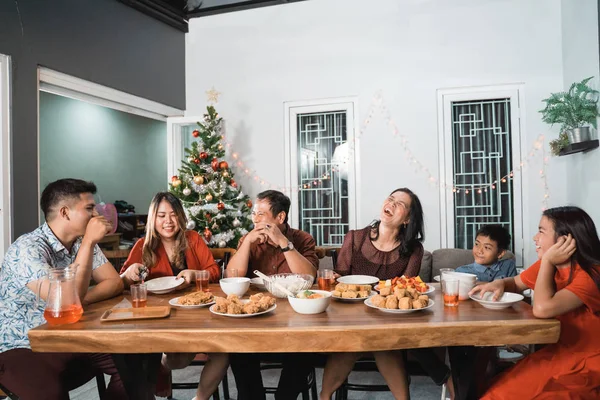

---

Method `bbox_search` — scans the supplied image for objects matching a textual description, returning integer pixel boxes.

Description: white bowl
[219,277,250,297]
[469,292,524,310]
[288,290,332,314]
[442,272,476,300]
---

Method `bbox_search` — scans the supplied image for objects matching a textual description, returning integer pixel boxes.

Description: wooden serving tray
[100,306,171,322]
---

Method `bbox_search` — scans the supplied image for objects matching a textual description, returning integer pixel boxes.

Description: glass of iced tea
[442,279,460,307]
[196,270,210,292]
[317,269,335,291]
[131,283,147,308]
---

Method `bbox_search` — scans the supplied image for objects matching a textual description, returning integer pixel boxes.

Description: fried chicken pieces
[177,291,214,305]
[370,286,429,310]
[213,293,276,315]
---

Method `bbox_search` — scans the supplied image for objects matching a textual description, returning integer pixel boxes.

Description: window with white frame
[451,99,514,249]
[285,100,358,246]
[439,87,524,265]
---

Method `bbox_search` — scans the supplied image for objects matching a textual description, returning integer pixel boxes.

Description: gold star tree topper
[206,87,221,104]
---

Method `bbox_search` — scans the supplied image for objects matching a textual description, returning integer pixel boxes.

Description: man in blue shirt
[0,179,127,399]
[456,225,517,282]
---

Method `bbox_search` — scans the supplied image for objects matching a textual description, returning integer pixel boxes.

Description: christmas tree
[169,105,253,248]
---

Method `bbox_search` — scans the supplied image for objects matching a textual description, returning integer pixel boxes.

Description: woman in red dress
[472,206,600,400]
[120,192,220,286]
[120,192,225,400]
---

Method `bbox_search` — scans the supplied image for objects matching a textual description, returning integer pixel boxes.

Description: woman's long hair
[370,188,425,256]
[142,192,188,270]
[543,206,600,292]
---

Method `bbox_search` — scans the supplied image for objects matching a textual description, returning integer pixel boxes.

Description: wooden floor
[69,365,444,399]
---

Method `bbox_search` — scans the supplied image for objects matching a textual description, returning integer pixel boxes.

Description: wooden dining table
[28,283,560,399]
[29,283,559,354]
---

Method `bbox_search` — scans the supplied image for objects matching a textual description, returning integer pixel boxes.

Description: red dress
[482,260,600,399]
[120,230,220,283]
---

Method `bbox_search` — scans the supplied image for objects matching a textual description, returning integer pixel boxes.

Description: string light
[206,92,549,202]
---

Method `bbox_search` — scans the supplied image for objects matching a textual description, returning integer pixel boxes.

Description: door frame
[0,54,12,257]
[283,97,360,230]
[166,116,205,183]
[37,67,185,221]
[437,84,525,265]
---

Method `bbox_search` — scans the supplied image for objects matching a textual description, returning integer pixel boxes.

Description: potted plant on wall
[540,76,599,155]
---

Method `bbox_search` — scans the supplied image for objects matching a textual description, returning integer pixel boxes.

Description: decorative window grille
[451,99,515,250]
[296,111,349,246]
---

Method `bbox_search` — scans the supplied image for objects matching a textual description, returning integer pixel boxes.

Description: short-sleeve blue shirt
[455,259,517,282]
[0,223,108,352]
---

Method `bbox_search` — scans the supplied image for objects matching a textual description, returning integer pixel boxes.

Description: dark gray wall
[0,0,185,238]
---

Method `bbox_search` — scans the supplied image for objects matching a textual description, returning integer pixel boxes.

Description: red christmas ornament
[192,129,200,138]
[193,158,200,164]
[219,161,229,170]
[203,227,212,242]
[211,158,219,171]
[217,202,225,211]
[205,213,212,222]
[171,175,179,182]
[199,152,208,159]
[231,180,238,188]
[246,199,253,208]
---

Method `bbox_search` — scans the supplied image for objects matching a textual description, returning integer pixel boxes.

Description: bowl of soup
[287,290,332,314]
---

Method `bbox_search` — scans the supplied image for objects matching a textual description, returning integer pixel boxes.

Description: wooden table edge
[29,319,560,353]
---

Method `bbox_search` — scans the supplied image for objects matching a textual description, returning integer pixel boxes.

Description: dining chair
[254,247,327,400]
[0,382,15,400]
[168,248,237,400]
[0,373,106,400]
[102,248,131,272]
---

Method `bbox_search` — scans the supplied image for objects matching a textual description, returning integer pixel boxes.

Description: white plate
[374,284,435,295]
[250,277,266,290]
[364,297,435,313]
[433,275,441,282]
[209,299,277,318]
[332,291,377,302]
[169,296,216,309]
[336,275,379,285]
[145,277,185,294]
[469,292,524,310]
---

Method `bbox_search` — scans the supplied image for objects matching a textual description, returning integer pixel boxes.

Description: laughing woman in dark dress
[320,188,454,400]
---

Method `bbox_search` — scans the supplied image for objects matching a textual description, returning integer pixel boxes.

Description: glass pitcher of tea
[37,264,83,325]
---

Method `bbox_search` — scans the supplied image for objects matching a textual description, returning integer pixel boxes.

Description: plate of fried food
[374,275,434,295]
[169,291,215,309]
[331,283,376,302]
[209,293,277,318]
[365,286,434,313]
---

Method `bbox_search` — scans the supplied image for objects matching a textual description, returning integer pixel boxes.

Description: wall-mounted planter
[558,139,599,156]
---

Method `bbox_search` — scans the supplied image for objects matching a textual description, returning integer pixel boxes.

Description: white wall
[561,0,600,220]
[186,0,571,264]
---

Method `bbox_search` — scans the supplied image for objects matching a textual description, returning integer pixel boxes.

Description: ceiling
[118,0,306,32]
